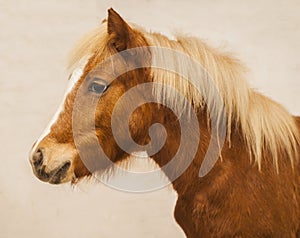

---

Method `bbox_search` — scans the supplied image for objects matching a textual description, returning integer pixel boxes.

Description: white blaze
[30,57,90,158]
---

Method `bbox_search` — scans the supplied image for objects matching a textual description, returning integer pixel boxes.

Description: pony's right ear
[107,8,134,52]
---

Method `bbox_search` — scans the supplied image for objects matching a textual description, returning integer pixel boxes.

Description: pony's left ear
[107,8,135,52]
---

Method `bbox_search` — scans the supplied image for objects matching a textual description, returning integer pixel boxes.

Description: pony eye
[88,79,109,94]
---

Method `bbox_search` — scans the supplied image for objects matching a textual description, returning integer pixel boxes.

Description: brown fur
[31,9,300,237]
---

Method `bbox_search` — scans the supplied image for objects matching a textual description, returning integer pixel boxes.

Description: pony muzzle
[29,139,76,184]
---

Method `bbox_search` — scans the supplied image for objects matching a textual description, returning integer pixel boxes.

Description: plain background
[0,0,299,237]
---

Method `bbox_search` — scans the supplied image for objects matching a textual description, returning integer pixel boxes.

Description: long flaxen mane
[68,22,300,172]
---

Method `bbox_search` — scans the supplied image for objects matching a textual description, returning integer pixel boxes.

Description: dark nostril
[63,161,71,168]
[32,149,44,167]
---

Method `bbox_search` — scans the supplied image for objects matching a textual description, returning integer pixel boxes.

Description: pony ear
[107,8,134,52]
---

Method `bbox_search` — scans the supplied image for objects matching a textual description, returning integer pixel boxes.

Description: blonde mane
[69,23,300,171]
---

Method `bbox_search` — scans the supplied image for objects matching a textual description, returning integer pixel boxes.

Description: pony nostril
[32,149,44,167]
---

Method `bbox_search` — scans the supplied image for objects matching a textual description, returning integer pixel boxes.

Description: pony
[29,8,300,237]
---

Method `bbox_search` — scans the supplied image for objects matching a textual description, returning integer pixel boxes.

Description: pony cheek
[128,105,153,144]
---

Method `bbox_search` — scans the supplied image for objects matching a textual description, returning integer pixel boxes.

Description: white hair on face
[30,56,90,158]
[68,22,300,172]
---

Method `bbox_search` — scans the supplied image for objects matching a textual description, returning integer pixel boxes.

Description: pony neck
[149,105,217,195]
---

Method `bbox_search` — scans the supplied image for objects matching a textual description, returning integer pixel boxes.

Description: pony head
[29,9,153,184]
